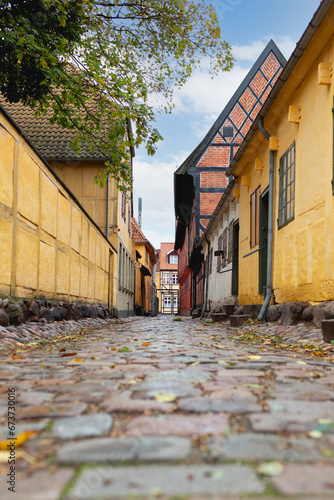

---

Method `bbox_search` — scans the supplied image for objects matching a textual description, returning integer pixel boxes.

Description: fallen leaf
[142,342,150,347]
[154,393,177,403]
[118,347,131,353]
[190,361,200,366]
[296,361,307,365]
[72,358,85,362]
[60,353,77,357]
[248,355,262,360]
[309,430,323,439]
[257,462,284,476]
[0,431,37,450]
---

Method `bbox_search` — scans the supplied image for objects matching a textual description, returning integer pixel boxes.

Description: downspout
[258,119,275,321]
[200,235,210,320]
[106,172,111,240]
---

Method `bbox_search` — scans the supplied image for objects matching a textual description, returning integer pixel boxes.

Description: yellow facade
[0,111,115,306]
[134,241,156,315]
[51,159,135,317]
[230,5,334,305]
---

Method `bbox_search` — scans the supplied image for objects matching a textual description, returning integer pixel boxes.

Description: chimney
[138,197,142,228]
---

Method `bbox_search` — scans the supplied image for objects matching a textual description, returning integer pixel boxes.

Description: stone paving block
[272,381,334,401]
[126,414,230,437]
[217,368,266,377]
[17,390,54,406]
[102,392,175,413]
[57,436,191,464]
[206,433,324,462]
[18,402,87,419]
[68,465,265,499]
[272,465,334,495]
[0,420,49,439]
[250,400,334,432]
[0,469,73,500]
[178,397,263,413]
[52,413,113,439]
[146,369,212,383]
[275,368,317,380]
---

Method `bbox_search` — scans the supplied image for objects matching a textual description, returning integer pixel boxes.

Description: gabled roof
[175,40,286,176]
[226,0,334,177]
[131,218,156,263]
[0,97,106,161]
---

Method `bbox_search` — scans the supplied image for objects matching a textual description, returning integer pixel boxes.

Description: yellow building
[1,99,135,317]
[156,243,179,314]
[226,0,334,308]
[131,218,157,315]
[0,104,115,306]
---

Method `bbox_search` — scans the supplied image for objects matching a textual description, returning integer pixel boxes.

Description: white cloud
[133,151,190,249]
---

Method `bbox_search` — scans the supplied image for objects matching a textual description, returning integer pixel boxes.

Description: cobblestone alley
[1,315,334,500]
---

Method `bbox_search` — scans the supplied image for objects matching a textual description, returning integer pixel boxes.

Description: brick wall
[200,172,228,188]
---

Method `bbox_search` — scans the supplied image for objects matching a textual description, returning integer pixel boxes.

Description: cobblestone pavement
[0,315,334,500]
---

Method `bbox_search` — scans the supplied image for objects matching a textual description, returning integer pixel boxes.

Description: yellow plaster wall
[0,112,115,306]
[235,16,334,304]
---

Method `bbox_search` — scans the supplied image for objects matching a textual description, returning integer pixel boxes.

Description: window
[250,186,261,248]
[168,254,178,265]
[209,247,213,274]
[217,234,223,273]
[121,192,126,221]
[228,221,234,264]
[173,296,178,309]
[164,296,171,306]
[162,272,170,284]
[172,273,178,284]
[278,142,295,228]
[222,228,228,268]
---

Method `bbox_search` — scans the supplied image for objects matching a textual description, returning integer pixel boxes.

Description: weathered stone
[278,302,310,326]
[177,397,262,413]
[126,414,229,437]
[223,304,236,318]
[68,465,265,499]
[102,393,175,413]
[58,306,69,321]
[19,402,87,419]
[211,313,227,323]
[57,436,191,464]
[250,400,334,432]
[50,306,61,322]
[230,315,251,327]
[243,304,262,319]
[97,306,105,319]
[18,390,54,406]
[321,319,334,343]
[18,301,29,322]
[234,306,243,315]
[69,304,81,321]
[302,305,315,322]
[206,433,323,462]
[0,310,9,327]
[272,465,334,496]
[146,369,212,383]
[39,307,53,323]
[28,300,40,321]
[2,298,10,308]
[52,413,113,439]
[7,303,22,325]
[1,469,74,500]
[313,301,334,328]
[267,304,281,322]
[272,381,334,401]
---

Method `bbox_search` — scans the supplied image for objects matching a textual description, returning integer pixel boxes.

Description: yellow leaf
[0,431,37,450]
[296,361,307,365]
[248,356,262,360]
[142,342,150,346]
[190,361,200,366]
[72,358,85,362]
[154,393,177,403]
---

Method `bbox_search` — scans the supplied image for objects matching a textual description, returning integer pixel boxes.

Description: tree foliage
[0,0,234,189]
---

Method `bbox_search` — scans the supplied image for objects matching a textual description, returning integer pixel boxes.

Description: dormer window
[168,254,178,265]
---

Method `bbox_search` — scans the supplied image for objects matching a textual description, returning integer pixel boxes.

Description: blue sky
[133,0,321,250]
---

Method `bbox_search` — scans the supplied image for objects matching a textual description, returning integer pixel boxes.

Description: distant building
[155,243,179,314]
[131,218,157,316]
